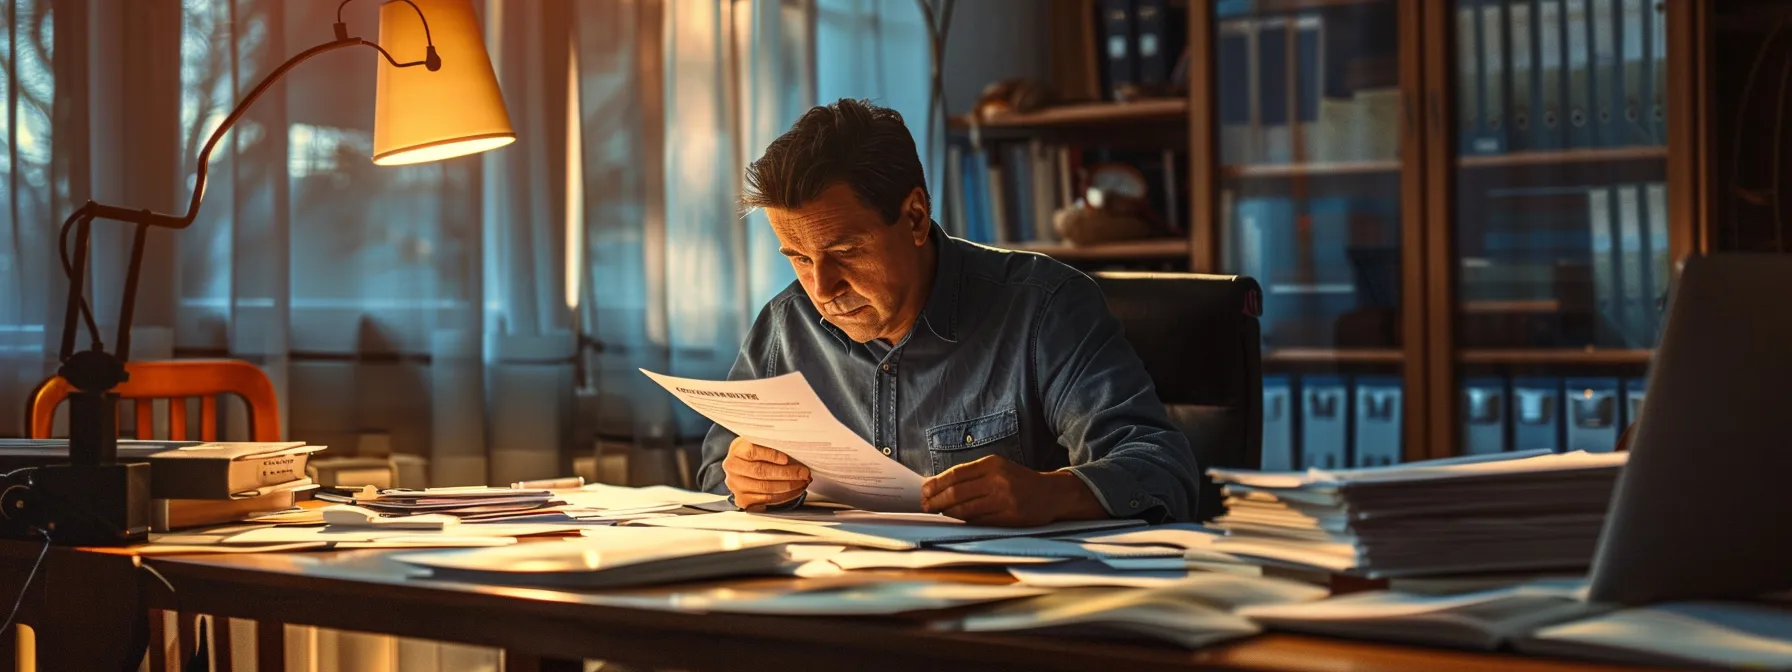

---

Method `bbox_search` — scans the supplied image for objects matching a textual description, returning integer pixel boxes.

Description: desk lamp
[12,0,513,546]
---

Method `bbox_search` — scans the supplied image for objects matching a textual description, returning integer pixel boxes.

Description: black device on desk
[1588,254,1792,604]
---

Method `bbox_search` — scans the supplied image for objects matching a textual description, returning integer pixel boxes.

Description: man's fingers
[945,494,1012,524]
[727,455,810,481]
[922,477,992,515]
[734,442,791,465]
[734,485,806,508]
[921,455,999,498]
[726,474,810,494]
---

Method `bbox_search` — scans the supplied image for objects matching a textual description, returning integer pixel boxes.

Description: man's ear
[903,187,930,246]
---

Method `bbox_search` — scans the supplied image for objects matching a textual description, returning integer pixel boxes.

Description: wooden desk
[1,541,1655,672]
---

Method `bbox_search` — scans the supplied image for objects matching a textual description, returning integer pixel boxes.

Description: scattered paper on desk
[1063,523,1224,550]
[939,537,1183,560]
[223,522,581,545]
[759,509,964,525]
[1209,450,1627,490]
[828,549,1065,571]
[1009,560,1194,588]
[627,511,916,550]
[134,541,329,555]
[321,505,459,530]
[663,581,1053,616]
[557,484,725,510]
[641,369,923,512]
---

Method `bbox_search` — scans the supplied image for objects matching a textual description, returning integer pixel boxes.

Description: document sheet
[642,370,923,511]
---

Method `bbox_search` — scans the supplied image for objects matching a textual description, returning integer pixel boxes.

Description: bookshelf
[948,0,1703,466]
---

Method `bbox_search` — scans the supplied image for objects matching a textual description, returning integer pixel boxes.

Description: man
[696,98,1200,525]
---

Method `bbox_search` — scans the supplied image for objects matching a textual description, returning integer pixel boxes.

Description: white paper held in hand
[640,369,924,512]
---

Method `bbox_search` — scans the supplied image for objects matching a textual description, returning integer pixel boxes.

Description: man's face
[767,183,931,344]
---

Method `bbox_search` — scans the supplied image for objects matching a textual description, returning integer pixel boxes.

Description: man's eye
[834,247,858,257]
[794,256,813,266]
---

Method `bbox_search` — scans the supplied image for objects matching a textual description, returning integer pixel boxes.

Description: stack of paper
[315,486,559,517]
[1208,450,1628,578]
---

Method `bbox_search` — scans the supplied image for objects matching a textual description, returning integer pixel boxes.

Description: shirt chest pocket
[924,408,1021,474]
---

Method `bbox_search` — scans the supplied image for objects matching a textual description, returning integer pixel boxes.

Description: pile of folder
[1206,450,1628,578]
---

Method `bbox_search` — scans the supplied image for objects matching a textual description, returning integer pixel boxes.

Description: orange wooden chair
[28,359,280,442]
[25,358,281,671]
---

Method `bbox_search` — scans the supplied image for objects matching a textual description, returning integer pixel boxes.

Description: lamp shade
[373,0,515,165]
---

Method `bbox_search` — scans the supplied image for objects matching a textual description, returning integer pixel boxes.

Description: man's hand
[723,438,812,509]
[920,455,1107,527]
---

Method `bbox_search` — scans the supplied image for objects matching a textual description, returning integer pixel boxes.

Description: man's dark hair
[741,98,928,225]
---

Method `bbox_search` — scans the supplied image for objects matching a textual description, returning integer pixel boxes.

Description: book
[1619,0,1650,144]
[1538,0,1566,149]
[1509,0,1536,152]
[1564,0,1594,148]
[0,439,323,499]
[1589,0,1619,146]
[1240,580,1601,650]
[152,479,318,532]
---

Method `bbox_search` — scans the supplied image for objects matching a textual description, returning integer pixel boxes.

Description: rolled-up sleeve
[1033,275,1201,523]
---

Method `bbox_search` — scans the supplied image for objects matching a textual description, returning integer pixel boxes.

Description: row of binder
[1098,0,1187,101]
[1463,375,1646,455]
[1262,373,1647,472]
[1459,0,1667,155]
[1261,374,1404,472]
[1215,12,1326,166]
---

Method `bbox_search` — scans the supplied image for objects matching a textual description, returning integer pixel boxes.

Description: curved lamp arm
[58,3,440,370]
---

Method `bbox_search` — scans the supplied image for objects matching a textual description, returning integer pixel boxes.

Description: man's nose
[812,258,848,298]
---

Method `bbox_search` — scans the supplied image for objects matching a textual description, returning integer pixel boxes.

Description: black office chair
[1091,271,1264,522]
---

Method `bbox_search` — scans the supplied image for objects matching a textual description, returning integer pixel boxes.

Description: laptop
[1588,254,1792,604]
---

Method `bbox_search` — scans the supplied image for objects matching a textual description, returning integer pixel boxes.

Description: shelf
[998,238,1190,262]
[1458,349,1654,365]
[1221,159,1401,179]
[1458,146,1667,169]
[1461,299,1563,314]
[948,100,1187,147]
[1249,0,1393,12]
[949,99,1187,131]
[1264,348,1404,365]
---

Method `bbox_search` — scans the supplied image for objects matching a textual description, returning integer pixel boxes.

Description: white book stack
[1207,450,1628,578]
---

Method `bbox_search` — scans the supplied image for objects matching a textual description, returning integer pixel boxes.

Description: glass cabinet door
[1448,0,1669,456]
[1212,0,1408,470]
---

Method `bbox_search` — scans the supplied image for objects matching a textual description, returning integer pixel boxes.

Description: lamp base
[0,463,151,546]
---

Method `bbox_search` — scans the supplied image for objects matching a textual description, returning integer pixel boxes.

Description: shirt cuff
[728,491,808,511]
[1063,460,1168,523]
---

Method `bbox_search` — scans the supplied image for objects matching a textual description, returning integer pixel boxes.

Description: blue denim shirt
[696,224,1200,522]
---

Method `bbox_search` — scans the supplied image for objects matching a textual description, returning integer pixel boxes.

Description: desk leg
[36,551,146,672]
[503,652,585,672]
[256,620,284,671]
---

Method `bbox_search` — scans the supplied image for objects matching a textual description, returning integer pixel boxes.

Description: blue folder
[1462,376,1510,455]
[1352,376,1402,467]
[1566,377,1622,452]
[1300,375,1350,470]
[1513,376,1565,453]
[1261,375,1297,471]
[1622,376,1648,428]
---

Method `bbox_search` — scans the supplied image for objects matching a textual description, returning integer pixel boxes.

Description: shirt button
[1129,500,1140,509]
[880,446,892,456]
[881,363,890,372]
[963,434,974,445]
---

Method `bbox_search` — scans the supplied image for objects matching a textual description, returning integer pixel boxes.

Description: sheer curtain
[0,0,934,666]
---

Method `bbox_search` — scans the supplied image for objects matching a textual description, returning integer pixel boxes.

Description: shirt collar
[814,220,964,349]
[917,220,963,343]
